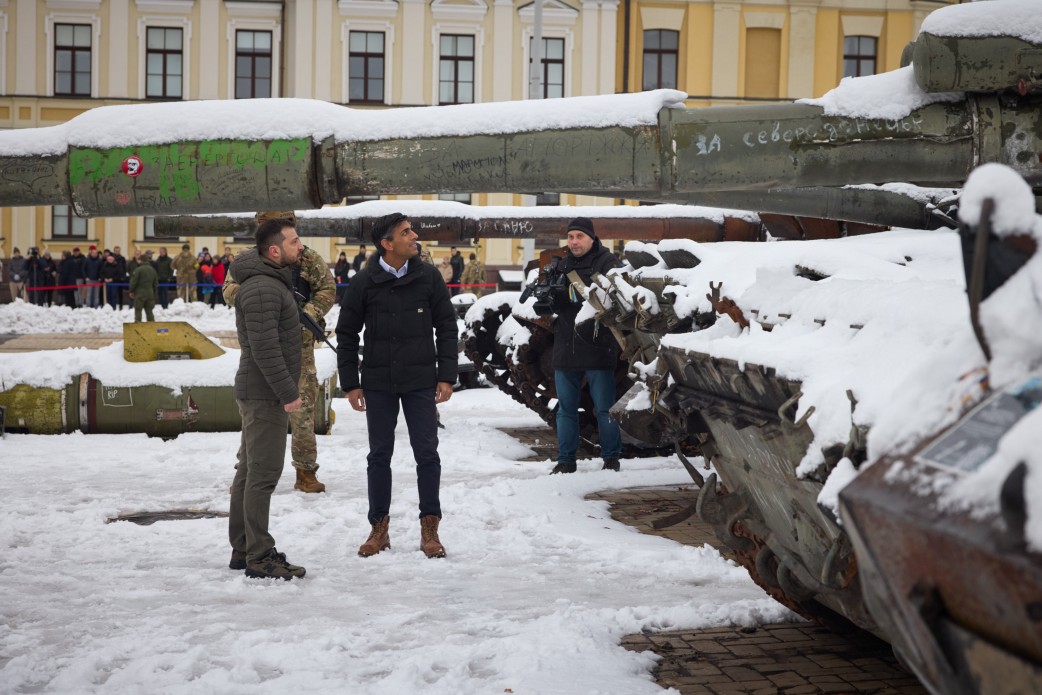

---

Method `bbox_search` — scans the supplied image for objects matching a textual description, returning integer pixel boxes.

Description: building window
[52,205,88,238]
[439,34,474,105]
[146,27,183,99]
[236,30,272,99]
[529,37,564,98]
[843,36,877,78]
[55,24,92,96]
[439,193,472,204]
[535,192,560,206]
[349,31,385,103]
[642,30,678,91]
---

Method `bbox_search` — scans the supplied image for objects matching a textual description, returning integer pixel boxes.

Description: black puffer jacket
[336,255,458,393]
[231,249,301,405]
[550,241,622,371]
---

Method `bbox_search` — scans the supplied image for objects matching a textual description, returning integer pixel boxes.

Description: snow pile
[256,201,761,224]
[919,0,1042,43]
[799,66,962,120]
[0,389,793,693]
[0,298,239,334]
[0,90,687,156]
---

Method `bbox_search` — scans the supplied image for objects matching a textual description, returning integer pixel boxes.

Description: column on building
[711,1,741,99]
[399,0,427,104]
[491,0,514,102]
[787,4,818,99]
[597,0,618,95]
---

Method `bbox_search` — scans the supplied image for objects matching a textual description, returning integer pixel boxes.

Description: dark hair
[469,252,476,260]
[256,218,293,256]
[371,213,408,255]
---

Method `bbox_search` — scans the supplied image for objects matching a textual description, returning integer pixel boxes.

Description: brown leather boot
[358,516,390,557]
[420,515,446,558]
[294,468,326,493]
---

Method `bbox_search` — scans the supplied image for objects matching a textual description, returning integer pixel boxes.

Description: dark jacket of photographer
[336,254,458,393]
[550,240,621,371]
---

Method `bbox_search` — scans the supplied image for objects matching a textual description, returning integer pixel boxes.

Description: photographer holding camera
[529,217,623,474]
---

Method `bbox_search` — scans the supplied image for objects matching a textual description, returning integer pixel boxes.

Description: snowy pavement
[0,388,792,694]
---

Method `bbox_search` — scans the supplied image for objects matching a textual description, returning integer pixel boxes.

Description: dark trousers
[229,399,289,562]
[157,284,169,309]
[363,388,441,524]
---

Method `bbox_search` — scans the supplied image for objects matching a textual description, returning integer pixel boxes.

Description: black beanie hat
[567,217,596,239]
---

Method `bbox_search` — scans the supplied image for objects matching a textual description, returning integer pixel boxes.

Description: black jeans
[363,388,441,524]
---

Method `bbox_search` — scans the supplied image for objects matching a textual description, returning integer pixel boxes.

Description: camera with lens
[28,246,39,256]
[520,258,569,316]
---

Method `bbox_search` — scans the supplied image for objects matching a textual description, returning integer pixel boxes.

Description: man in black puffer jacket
[337,212,458,559]
[546,217,623,474]
[227,217,306,581]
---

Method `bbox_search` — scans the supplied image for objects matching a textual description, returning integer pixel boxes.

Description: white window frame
[137,17,192,99]
[431,26,484,105]
[45,11,102,97]
[341,21,395,105]
[521,30,574,99]
[225,17,281,99]
[519,0,577,100]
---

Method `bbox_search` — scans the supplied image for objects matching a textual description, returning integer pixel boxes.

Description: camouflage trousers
[176,281,192,303]
[290,335,319,472]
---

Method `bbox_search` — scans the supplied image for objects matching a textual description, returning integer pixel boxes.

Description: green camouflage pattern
[460,259,485,297]
[290,341,319,471]
[289,247,335,471]
[172,249,196,302]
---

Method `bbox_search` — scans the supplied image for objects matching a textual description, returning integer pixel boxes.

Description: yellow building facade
[0,0,948,274]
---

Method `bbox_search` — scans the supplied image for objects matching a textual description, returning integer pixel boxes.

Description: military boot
[358,516,391,557]
[420,515,446,559]
[244,547,306,580]
[229,549,247,570]
[294,468,326,493]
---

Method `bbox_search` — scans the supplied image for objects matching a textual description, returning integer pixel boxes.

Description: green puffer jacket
[230,249,301,405]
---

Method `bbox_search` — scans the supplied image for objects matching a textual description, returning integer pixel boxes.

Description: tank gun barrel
[157,202,764,241]
[1,74,1039,223]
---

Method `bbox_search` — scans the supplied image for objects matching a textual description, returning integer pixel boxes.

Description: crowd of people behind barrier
[3,242,494,308]
[2,243,240,309]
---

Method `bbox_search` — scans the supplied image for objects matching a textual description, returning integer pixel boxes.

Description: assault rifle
[293,290,337,350]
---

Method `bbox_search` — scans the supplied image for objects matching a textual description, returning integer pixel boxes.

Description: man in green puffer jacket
[227,218,307,581]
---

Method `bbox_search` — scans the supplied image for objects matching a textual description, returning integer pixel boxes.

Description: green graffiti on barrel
[68,137,314,217]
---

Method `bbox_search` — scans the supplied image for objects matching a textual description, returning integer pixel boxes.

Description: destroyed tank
[1,1,1041,691]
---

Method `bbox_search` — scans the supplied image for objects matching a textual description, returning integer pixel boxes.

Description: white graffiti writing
[733,115,926,150]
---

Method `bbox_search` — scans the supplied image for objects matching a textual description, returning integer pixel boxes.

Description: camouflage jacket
[460,260,485,287]
[172,250,196,278]
[224,246,336,328]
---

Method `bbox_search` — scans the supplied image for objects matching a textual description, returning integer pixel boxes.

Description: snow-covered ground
[0,388,792,694]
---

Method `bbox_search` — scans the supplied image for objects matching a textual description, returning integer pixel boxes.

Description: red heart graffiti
[115,192,131,205]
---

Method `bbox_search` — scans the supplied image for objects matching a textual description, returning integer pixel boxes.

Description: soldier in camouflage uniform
[459,252,485,297]
[224,211,337,493]
[418,244,435,266]
[172,243,196,303]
